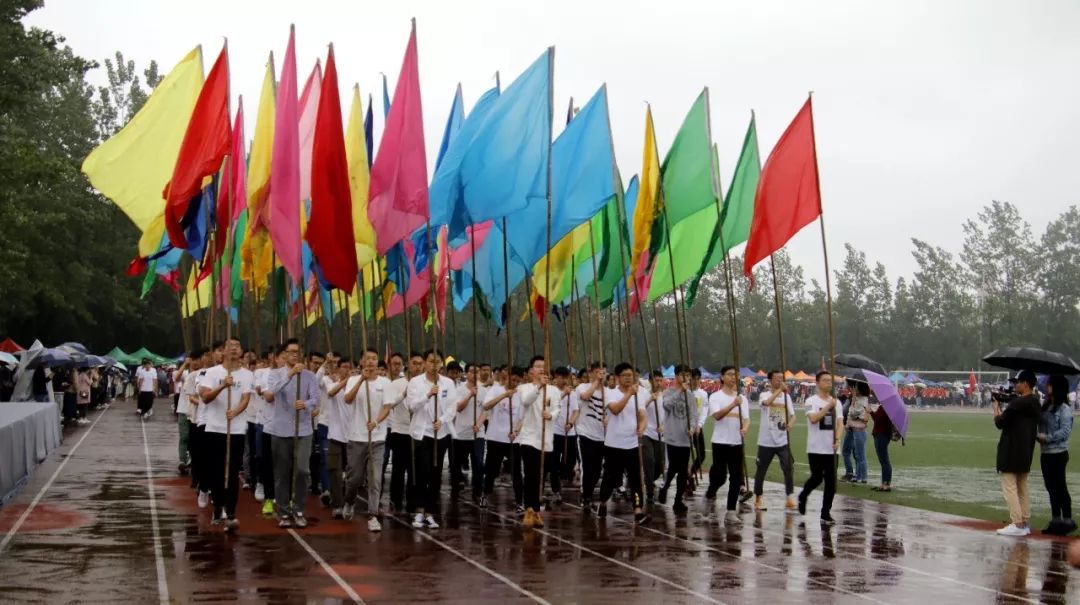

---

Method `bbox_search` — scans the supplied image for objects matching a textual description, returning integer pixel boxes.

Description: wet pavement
[1,399,1077,604]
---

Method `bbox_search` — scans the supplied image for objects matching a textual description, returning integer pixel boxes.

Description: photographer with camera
[992,370,1041,537]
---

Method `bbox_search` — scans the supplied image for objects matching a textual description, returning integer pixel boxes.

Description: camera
[991,386,1015,403]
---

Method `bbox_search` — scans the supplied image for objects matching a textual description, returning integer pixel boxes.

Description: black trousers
[258,430,276,500]
[483,440,523,504]
[707,443,744,511]
[662,444,691,503]
[137,391,154,414]
[1042,451,1073,519]
[386,432,413,511]
[206,432,245,517]
[554,434,579,482]
[598,446,643,509]
[691,432,707,472]
[754,445,794,496]
[190,424,206,491]
[451,438,486,497]
[411,436,452,513]
[579,436,605,501]
[800,453,837,518]
[522,445,545,510]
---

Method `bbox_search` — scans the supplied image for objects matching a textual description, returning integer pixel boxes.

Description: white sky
[27,0,1080,283]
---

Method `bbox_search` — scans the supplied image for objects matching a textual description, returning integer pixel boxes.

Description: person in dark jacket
[993,370,1041,537]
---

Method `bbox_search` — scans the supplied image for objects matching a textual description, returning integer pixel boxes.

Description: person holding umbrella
[992,369,1041,537]
[870,397,895,492]
[1038,375,1075,535]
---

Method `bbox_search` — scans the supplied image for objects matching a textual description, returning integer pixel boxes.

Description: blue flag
[382,73,391,120]
[435,85,465,171]
[364,94,374,169]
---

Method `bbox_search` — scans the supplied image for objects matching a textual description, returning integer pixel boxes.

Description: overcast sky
[27,0,1080,283]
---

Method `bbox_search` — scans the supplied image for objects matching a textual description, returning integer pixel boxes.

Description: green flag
[684,116,760,306]
[230,210,248,308]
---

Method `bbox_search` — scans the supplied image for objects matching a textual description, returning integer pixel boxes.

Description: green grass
[700,409,1080,528]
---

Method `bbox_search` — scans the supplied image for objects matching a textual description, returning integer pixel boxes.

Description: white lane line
[287,529,365,604]
[0,405,109,555]
[458,499,726,605]
[386,515,552,605]
[561,501,890,604]
[140,416,170,605]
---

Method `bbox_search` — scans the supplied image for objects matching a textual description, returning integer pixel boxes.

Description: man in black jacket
[993,369,1041,537]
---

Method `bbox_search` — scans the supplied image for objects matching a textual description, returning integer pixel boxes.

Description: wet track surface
[1,399,1078,603]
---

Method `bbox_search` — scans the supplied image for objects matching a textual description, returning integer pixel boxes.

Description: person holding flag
[343,349,393,532]
[798,370,844,525]
[699,366,751,524]
[549,366,578,507]
[752,370,797,512]
[517,356,562,527]
[481,367,525,511]
[596,362,649,525]
[405,349,458,529]
[197,337,252,531]
[659,364,698,513]
[575,363,607,510]
[450,363,487,504]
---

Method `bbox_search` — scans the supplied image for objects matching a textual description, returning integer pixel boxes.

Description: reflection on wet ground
[0,400,1077,604]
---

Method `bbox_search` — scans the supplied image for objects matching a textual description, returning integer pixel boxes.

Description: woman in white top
[699,365,751,522]
[596,363,649,525]
[797,371,844,525]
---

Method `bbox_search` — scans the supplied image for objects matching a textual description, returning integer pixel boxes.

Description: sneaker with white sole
[197,491,209,509]
[225,517,239,532]
[412,513,425,528]
[342,502,354,521]
[725,511,741,525]
[254,484,265,502]
[368,517,382,532]
[996,524,1030,537]
[424,514,439,529]
[261,500,275,516]
[293,513,308,528]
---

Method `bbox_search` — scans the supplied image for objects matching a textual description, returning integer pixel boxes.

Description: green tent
[105,347,140,366]
[128,347,173,366]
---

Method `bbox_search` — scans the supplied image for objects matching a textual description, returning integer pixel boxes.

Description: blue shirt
[263,367,320,438]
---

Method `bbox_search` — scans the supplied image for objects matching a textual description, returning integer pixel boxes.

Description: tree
[91,51,161,138]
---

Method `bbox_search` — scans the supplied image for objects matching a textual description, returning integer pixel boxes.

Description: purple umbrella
[864,370,909,437]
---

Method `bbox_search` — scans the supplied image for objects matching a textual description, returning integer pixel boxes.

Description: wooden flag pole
[501,217,514,368]
[470,226,479,363]
[537,46,555,519]
[358,269,368,353]
[224,366,233,489]
[526,274,538,355]
[399,256,412,357]
[650,302,663,368]
[587,220,603,369]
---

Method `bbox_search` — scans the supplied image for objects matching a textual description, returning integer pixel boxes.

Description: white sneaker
[368,517,382,532]
[725,511,741,525]
[254,484,265,502]
[197,490,209,509]
[412,513,424,528]
[996,524,1030,537]
[424,514,439,529]
[342,502,355,521]
[146,409,153,418]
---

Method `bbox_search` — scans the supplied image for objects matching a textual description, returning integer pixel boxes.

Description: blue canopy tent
[739,367,756,378]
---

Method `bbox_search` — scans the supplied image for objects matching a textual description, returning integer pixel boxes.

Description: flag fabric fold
[345,85,377,269]
[269,27,303,283]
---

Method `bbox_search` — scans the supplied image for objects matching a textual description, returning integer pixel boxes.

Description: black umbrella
[837,366,874,384]
[833,353,887,376]
[982,346,1080,376]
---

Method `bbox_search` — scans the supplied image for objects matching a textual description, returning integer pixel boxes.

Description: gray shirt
[263,367,320,438]
[662,387,699,447]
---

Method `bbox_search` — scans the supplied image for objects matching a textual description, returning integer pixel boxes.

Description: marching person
[482,366,525,510]
[575,362,607,510]
[549,366,578,507]
[197,337,252,531]
[321,356,352,519]
[752,370,797,512]
[699,365,751,523]
[135,358,157,420]
[253,348,278,516]
[385,352,419,514]
[993,370,1040,537]
[688,369,708,484]
[264,338,320,529]
[659,364,698,513]
[1039,375,1075,535]
[517,356,562,527]
[344,349,393,531]
[596,362,649,525]
[451,363,487,503]
[642,370,665,506]
[405,349,457,529]
[798,371,844,525]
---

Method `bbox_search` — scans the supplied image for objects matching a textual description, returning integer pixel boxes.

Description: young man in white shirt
[699,365,751,523]
[642,370,666,506]
[450,363,487,503]
[659,364,698,513]
[798,370,844,525]
[597,362,649,525]
[320,356,351,519]
[688,369,708,484]
[175,357,192,475]
[575,362,607,509]
[549,366,578,508]
[517,356,562,528]
[252,350,277,516]
[136,358,158,419]
[405,349,458,528]
[384,352,418,513]
[343,349,393,531]
[752,370,797,512]
[482,367,525,510]
[197,337,253,531]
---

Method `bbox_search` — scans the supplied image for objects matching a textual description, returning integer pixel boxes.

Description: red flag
[214,96,245,261]
[306,45,358,291]
[968,371,977,395]
[742,97,821,281]
[163,45,232,249]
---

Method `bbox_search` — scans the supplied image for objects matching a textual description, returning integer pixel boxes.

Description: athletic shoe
[657,488,668,505]
[77,418,91,425]
[241,479,251,491]
[424,514,439,529]
[534,511,545,528]
[855,479,868,485]
[739,489,754,504]
[332,508,344,520]
[342,502,355,521]
[597,503,607,518]
[553,493,563,507]
[704,489,717,500]
[225,517,239,532]
[197,491,209,509]
[146,409,153,419]
[725,511,741,525]
[278,516,292,528]
[839,474,853,483]
[673,500,688,514]
[254,484,265,502]
[293,514,308,528]
[522,508,536,528]
[996,523,1029,537]
[797,496,807,516]
[368,517,382,532]
[320,491,331,507]
[178,463,189,476]
[515,504,525,514]
[211,510,224,525]
[479,495,488,509]
[755,496,767,511]
[262,500,275,516]
[820,515,836,526]
[412,513,425,528]
[634,511,650,525]
[785,496,798,512]
[1060,519,1078,535]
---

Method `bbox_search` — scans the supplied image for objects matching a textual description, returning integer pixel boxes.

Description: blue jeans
[873,433,892,485]
[842,430,868,481]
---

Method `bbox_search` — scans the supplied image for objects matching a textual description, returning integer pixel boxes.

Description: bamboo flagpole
[223,365,233,489]
[536,46,555,521]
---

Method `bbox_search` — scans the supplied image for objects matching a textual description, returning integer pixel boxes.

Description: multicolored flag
[240,53,276,294]
[345,85,377,271]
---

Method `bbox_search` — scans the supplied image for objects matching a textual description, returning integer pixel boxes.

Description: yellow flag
[345,85,377,269]
[181,266,211,318]
[241,54,277,294]
[532,221,590,302]
[82,47,204,235]
[629,106,660,291]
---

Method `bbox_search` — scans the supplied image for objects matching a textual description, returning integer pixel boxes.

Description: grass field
[700,408,1080,529]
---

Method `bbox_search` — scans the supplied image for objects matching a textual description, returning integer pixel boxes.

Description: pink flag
[270,26,302,283]
[298,61,322,207]
[369,21,428,255]
[229,98,247,222]
[383,238,429,317]
[449,221,492,271]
